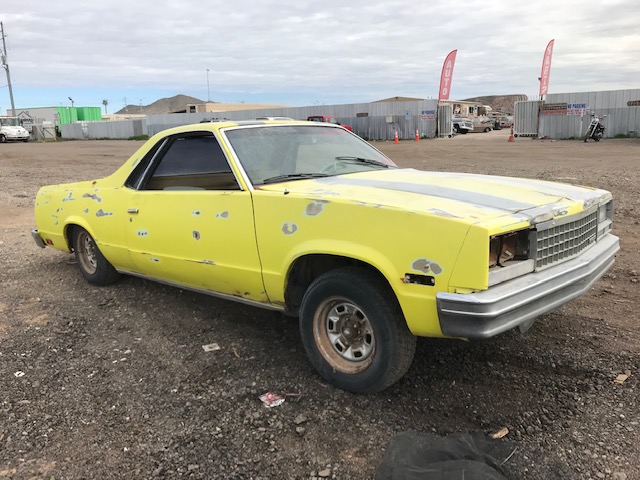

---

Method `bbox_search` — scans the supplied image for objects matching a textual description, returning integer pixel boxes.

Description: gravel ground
[0,131,638,479]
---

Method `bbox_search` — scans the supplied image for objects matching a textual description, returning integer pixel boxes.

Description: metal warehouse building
[58,88,640,141]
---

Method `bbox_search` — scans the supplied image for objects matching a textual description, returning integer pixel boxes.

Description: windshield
[0,117,20,127]
[224,125,396,185]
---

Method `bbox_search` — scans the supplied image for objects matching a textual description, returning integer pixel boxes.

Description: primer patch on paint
[216,211,229,219]
[82,193,102,203]
[282,223,298,235]
[96,209,113,217]
[305,200,329,216]
[412,258,443,275]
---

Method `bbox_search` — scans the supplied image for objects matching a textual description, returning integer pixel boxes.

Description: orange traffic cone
[394,130,399,144]
[508,126,515,142]
[415,128,420,141]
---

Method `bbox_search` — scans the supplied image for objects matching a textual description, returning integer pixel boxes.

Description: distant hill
[115,94,204,115]
[461,95,528,114]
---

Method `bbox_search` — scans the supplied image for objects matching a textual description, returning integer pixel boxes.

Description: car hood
[256,168,610,226]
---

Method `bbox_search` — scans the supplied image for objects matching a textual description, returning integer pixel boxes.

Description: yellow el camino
[32,120,619,392]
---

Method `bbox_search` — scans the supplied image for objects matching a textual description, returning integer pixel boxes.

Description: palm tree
[102,99,108,114]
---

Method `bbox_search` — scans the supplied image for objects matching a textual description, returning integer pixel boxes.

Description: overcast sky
[1,0,639,112]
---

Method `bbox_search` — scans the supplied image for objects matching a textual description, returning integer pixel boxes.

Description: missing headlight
[489,230,530,268]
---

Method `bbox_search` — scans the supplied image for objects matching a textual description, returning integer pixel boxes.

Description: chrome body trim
[437,234,619,339]
[116,269,286,312]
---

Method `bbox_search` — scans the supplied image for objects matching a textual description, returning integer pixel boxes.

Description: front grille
[535,211,598,269]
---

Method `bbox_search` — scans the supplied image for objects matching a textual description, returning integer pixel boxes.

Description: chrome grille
[535,212,598,269]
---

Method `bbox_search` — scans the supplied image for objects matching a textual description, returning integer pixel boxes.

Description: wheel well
[64,224,77,251]
[284,254,391,316]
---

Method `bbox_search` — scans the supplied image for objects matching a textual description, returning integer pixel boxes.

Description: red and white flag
[539,40,555,97]
[438,50,457,101]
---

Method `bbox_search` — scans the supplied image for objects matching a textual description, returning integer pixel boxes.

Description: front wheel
[0,134,6,143]
[72,227,121,286]
[299,268,416,393]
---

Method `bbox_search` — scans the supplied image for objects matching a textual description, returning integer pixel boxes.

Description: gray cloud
[1,0,639,107]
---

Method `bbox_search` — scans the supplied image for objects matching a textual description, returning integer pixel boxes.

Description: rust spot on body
[193,230,201,240]
[192,210,202,216]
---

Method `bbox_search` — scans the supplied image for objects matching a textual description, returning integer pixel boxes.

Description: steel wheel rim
[312,296,375,374]
[77,231,98,275]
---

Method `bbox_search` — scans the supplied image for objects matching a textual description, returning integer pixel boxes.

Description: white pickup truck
[0,117,30,143]
[452,116,474,135]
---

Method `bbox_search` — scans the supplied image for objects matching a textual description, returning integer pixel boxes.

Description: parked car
[32,120,619,393]
[307,115,353,132]
[499,116,514,129]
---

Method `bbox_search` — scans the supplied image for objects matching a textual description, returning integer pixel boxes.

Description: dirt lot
[1,130,638,479]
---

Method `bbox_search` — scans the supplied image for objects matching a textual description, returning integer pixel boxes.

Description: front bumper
[437,233,619,339]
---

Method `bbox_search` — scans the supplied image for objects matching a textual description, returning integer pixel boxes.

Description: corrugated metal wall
[540,89,640,139]
[146,100,440,140]
[61,119,147,139]
[514,101,542,136]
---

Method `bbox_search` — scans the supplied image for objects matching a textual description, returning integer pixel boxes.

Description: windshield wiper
[261,173,331,184]
[334,156,391,168]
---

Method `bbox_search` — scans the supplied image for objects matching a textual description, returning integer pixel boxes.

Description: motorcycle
[584,113,606,142]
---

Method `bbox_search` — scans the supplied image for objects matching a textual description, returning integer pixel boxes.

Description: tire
[453,125,460,134]
[72,226,121,286]
[299,267,416,393]
[0,134,6,143]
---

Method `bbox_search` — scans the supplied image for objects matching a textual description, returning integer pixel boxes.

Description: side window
[143,135,240,191]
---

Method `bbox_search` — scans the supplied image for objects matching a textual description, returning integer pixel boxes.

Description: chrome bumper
[31,228,47,248]
[437,233,619,339]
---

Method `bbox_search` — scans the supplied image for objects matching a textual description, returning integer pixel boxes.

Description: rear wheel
[299,267,416,393]
[72,227,121,285]
[0,134,6,143]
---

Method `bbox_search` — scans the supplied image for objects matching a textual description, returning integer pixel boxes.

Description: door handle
[127,208,139,214]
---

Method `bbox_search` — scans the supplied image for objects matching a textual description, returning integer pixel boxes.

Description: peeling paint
[193,230,201,240]
[305,200,329,216]
[62,192,76,202]
[199,260,215,265]
[82,193,102,203]
[216,211,229,219]
[150,257,160,262]
[192,210,202,216]
[96,209,113,217]
[83,208,89,214]
[137,230,148,237]
[427,208,463,219]
[282,222,298,235]
[412,258,443,275]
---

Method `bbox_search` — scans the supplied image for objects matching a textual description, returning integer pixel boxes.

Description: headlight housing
[488,229,534,286]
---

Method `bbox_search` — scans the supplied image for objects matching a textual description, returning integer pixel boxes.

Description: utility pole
[206,69,210,102]
[1,21,16,116]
